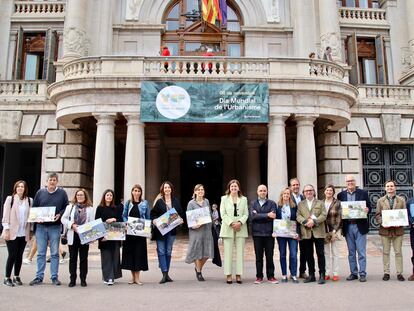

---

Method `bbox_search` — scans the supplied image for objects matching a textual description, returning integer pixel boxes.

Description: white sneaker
[59,259,65,264]
[23,258,32,264]
[107,279,114,285]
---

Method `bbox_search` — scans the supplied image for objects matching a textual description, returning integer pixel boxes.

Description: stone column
[90,0,113,55]
[93,114,116,206]
[146,140,161,204]
[296,115,318,192]
[62,0,88,61]
[318,0,342,62]
[267,114,289,201]
[245,140,261,203]
[291,0,317,57]
[123,113,145,201]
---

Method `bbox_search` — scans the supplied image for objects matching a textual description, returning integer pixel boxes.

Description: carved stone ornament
[320,32,342,61]
[263,0,280,23]
[125,0,143,21]
[64,27,88,57]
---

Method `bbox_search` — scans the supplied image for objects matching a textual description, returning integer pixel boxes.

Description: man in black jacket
[337,174,371,282]
[250,185,278,284]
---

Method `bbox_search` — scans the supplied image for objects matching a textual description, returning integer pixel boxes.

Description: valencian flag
[202,0,222,25]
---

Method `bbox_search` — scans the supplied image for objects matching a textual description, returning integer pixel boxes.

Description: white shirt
[293,193,302,205]
[17,198,29,237]
[306,199,314,211]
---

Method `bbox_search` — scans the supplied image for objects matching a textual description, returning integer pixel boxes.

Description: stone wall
[44,127,93,200]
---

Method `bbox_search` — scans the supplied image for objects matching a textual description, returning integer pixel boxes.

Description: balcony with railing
[0,80,48,101]
[339,7,388,28]
[12,0,65,21]
[356,85,414,112]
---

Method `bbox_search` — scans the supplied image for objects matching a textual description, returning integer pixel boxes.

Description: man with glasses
[337,174,371,282]
[297,184,327,284]
[289,178,308,279]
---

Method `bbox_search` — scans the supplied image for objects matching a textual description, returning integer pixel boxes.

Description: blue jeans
[345,224,367,277]
[156,233,176,272]
[277,237,298,276]
[35,224,61,280]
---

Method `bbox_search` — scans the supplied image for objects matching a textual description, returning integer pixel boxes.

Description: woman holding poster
[219,179,248,284]
[151,181,183,284]
[61,188,94,287]
[122,184,150,285]
[185,184,214,281]
[95,189,123,286]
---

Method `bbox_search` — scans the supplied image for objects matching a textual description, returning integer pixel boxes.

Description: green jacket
[219,195,248,238]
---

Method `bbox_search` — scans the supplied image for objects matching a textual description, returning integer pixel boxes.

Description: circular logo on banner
[156,86,191,119]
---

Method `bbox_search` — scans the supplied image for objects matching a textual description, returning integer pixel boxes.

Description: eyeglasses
[304,189,313,192]
[346,180,355,183]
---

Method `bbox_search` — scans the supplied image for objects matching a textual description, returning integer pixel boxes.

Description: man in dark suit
[290,178,307,279]
[337,174,371,282]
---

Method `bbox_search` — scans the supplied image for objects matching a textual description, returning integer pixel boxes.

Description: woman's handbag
[61,205,74,245]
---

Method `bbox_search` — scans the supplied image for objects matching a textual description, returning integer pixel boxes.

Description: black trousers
[68,233,89,282]
[253,236,275,279]
[5,236,27,278]
[100,242,122,281]
[410,228,414,273]
[303,235,325,276]
[299,240,307,274]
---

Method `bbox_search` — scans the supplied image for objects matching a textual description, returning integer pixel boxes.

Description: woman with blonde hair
[61,188,94,287]
[185,184,214,281]
[323,184,342,281]
[122,184,150,285]
[275,187,299,283]
[219,179,248,284]
[1,180,32,287]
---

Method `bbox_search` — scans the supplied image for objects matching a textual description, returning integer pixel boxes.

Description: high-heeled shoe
[226,275,232,284]
[236,275,242,284]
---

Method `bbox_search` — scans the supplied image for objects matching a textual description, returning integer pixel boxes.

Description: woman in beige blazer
[1,180,32,287]
[219,179,248,284]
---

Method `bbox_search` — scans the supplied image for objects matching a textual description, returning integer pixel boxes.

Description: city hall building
[0,0,413,230]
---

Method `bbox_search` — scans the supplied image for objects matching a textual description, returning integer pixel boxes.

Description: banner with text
[140,81,269,123]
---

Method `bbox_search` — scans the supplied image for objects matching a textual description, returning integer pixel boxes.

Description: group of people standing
[2,173,414,287]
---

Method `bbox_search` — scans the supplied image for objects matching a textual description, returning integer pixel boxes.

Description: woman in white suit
[219,179,248,284]
[61,189,94,287]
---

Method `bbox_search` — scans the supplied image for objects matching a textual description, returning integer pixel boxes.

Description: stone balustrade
[13,1,65,18]
[62,56,345,81]
[339,7,388,27]
[358,85,414,106]
[0,80,48,101]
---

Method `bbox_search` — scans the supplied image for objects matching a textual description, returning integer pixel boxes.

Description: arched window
[162,0,243,56]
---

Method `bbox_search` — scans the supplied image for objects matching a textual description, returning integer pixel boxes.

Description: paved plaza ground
[0,235,413,311]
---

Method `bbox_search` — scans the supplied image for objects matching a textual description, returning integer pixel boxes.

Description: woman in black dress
[122,184,150,285]
[95,189,122,285]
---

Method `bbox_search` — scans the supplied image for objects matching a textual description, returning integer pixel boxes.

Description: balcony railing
[13,1,65,18]
[358,85,414,105]
[339,7,388,27]
[0,80,48,101]
[62,56,345,81]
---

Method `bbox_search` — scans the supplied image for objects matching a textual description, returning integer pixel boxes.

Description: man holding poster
[375,180,406,282]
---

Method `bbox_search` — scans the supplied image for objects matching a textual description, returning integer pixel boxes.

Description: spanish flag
[202,0,222,25]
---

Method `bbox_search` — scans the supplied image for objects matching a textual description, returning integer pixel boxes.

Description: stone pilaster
[291,0,317,57]
[123,113,145,201]
[93,114,116,206]
[318,0,343,62]
[267,114,289,200]
[146,140,161,204]
[245,140,262,202]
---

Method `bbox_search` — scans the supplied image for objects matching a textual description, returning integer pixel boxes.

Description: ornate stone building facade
[0,0,413,229]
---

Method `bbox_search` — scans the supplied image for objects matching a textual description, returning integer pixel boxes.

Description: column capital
[124,113,144,126]
[268,114,290,126]
[93,113,116,125]
[295,114,318,127]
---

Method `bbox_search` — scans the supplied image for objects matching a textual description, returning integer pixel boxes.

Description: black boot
[166,272,173,282]
[318,274,326,285]
[159,272,168,284]
[196,271,205,281]
[4,278,14,287]
[303,274,316,283]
